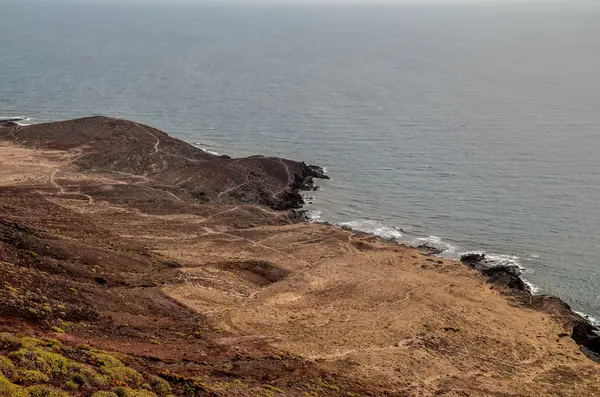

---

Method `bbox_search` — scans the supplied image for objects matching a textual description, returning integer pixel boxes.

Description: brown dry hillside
[0,117,599,397]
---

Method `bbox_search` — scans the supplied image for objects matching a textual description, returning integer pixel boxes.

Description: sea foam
[337,219,403,242]
[410,235,458,255]
[194,143,220,156]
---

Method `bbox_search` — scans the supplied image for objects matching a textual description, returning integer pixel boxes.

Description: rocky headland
[0,117,599,396]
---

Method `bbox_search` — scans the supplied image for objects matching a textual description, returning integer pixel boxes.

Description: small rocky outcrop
[481,265,528,291]
[460,252,486,266]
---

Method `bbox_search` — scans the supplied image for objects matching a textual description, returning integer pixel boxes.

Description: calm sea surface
[2,2,599,321]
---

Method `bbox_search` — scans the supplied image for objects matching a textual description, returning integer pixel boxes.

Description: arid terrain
[0,117,599,396]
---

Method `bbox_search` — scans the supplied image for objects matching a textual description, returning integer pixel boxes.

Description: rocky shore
[0,117,599,396]
[460,253,600,362]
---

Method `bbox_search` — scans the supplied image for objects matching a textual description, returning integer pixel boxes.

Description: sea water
[1,1,599,322]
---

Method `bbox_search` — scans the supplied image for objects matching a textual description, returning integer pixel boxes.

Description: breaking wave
[337,219,403,242]
[576,312,600,327]
[194,143,220,156]
[332,219,547,298]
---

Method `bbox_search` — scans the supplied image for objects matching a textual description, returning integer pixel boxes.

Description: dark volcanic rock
[481,265,528,291]
[304,163,330,180]
[573,321,600,360]
[460,252,486,266]
[458,248,600,361]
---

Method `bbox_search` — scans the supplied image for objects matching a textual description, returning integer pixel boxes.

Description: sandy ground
[1,139,600,396]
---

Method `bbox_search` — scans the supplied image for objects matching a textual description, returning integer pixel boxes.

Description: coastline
[317,219,600,363]
[1,117,599,395]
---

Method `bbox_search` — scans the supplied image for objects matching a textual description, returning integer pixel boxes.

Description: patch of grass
[0,356,16,378]
[63,379,78,391]
[263,383,284,393]
[91,392,119,397]
[181,383,195,397]
[50,327,64,334]
[112,387,158,397]
[0,374,28,397]
[0,333,21,349]
[88,352,142,387]
[149,339,160,345]
[0,332,184,397]
[27,348,69,376]
[26,385,69,397]
[19,369,50,383]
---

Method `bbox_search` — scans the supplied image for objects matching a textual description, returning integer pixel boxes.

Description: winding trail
[270,158,294,198]
[50,169,66,194]
[9,126,20,145]
[134,122,160,154]
[202,227,312,268]
[203,206,241,222]
[50,169,93,205]
[164,191,183,202]
[217,175,252,203]
[134,122,202,163]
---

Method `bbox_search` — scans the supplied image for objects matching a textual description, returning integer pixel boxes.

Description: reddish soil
[0,117,599,396]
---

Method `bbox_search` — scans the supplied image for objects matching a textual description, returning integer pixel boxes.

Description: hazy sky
[20,0,571,4]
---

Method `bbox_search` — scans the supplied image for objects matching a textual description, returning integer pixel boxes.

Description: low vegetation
[0,332,173,397]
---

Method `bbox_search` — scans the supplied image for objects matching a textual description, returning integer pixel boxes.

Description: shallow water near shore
[2,2,600,321]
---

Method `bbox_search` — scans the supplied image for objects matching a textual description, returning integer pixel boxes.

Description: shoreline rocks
[460,252,600,362]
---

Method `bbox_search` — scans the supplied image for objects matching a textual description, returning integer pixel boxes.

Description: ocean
[2,1,599,322]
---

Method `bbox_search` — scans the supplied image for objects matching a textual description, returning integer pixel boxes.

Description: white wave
[337,219,403,242]
[0,116,26,122]
[306,210,322,222]
[194,144,220,156]
[523,279,541,295]
[410,235,458,254]
[485,253,524,269]
[461,251,524,270]
[575,312,600,327]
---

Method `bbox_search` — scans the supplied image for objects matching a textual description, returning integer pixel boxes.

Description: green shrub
[91,392,119,397]
[151,376,171,396]
[19,369,50,383]
[0,374,28,397]
[26,385,69,397]
[9,347,71,377]
[70,370,89,387]
[113,387,158,397]
[63,380,78,390]
[181,383,195,397]
[0,356,16,379]
[89,352,142,387]
[78,366,108,388]
[0,333,22,349]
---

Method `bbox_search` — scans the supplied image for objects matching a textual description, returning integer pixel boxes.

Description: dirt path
[135,122,202,163]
